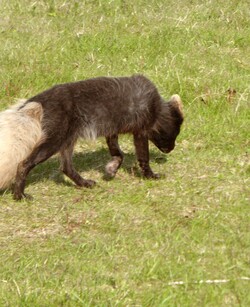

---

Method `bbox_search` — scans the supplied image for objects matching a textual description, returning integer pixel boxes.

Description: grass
[0,0,249,306]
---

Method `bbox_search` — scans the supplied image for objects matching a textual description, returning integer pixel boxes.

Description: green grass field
[0,0,249,305]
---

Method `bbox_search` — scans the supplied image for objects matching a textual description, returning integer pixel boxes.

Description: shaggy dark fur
[11,74,184,200]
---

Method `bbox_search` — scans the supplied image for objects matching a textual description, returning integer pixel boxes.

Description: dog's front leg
[133,133,160,179]
[105,134,124,177]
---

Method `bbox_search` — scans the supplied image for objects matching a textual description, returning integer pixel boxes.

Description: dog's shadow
[1,147,168,193]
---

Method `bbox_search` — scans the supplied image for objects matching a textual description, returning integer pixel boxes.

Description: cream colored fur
[170,94,183,114]
[0,101,43,189]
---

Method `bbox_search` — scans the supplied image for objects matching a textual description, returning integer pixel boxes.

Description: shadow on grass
[0,147,168,193]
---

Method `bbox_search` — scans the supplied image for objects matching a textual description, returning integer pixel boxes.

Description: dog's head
[149,95,184,153]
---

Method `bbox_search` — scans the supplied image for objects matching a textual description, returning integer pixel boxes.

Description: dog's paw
[105,161,118,177]
[82,179,96,188]
[144,172,161,179]
[13,192,33,201]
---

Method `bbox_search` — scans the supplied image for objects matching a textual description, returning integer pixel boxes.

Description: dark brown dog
[0,75,184,200]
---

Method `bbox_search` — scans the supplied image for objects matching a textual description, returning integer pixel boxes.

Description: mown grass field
[0,0,249,306]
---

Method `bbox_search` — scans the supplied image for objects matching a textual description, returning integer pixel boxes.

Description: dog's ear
[170,94,183,116]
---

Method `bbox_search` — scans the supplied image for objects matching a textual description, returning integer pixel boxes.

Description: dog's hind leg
[59,139,96,188]
[105,134,124,177]
[13,139,62,200]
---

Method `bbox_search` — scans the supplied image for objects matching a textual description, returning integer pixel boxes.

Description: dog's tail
[0,100,43,189]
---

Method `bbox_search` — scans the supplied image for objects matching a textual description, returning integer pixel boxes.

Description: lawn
[0,0,249,306]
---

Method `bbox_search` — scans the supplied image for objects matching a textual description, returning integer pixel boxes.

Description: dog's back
[26,75,162,140]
